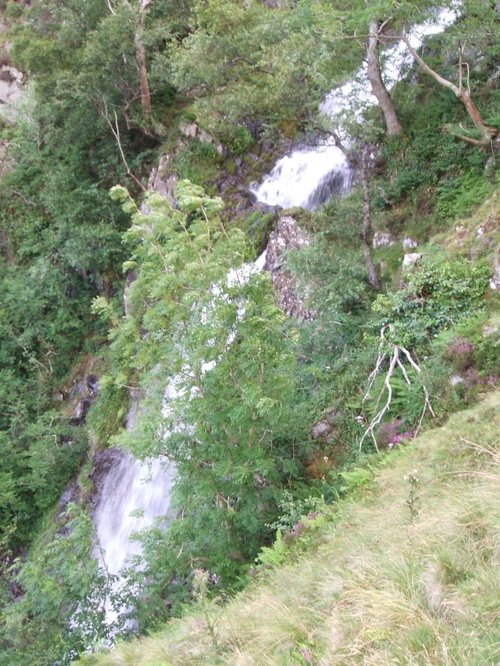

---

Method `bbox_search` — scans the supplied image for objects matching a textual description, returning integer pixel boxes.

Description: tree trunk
[135,11,152,123]
[361,144,381,291]
[367,20,403,137]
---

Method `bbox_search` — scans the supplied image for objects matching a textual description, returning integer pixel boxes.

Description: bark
[109,0,153,125]
[361,144,381,291]
[135,10,152,123]
[367,20,403,137]
[403,35,498,147]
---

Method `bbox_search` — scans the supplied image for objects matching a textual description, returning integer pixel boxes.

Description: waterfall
[93,455,175,583]
[90,4,459,630]
[92,252,267,627]
[251,5,459,210]
[92,389,176,627]
[251,143,352,211]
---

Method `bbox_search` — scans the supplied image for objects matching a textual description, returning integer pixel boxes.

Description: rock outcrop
[264,215,315,319]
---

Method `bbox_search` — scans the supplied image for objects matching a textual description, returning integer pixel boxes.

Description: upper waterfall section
[250,5,459,211]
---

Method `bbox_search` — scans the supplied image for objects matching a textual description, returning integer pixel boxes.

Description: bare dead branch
[99,98,147,192]
[359,325,435,451]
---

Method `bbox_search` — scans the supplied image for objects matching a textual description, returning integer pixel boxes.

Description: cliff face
[264,215,315,319]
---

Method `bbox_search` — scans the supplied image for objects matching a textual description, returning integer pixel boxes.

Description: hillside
[81,392,500,665]
[0,1,498,663]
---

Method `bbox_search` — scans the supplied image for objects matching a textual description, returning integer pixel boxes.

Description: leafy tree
[171,0,356,135]
[92,182,308,626]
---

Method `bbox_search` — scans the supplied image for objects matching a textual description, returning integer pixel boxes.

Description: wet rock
[310,408,341,444]
[179,122,197,139]
[89,447,126,509]
[0,64,23,114]
[264,216,315,319]
[58,480,81,516]
[145,153,177,205]
[69,374,99,425]
[179,122,224,154]
[490,261,500,291]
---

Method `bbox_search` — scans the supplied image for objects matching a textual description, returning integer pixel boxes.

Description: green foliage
[256,530,288,569]
[74,393,500,666]
[267,491,326,535]
[222,124,255,156]
[436,170,496,220]
[171,0,358,134]
[0,507,125,666]
[173,139,222,190]
[92,181,309,628]
[1,1,498,662]
[371,256,491,349]
[339,467,372,493]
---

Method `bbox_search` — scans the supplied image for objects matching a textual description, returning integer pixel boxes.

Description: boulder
[402,252,423,270]
[373,231,395,248]
[490,261,500,291]
[402,237,419,250]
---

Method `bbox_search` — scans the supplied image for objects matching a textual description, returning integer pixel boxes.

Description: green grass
[80,392,500,665]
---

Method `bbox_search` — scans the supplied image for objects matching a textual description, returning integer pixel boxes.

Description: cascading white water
[93,455,175,581]
[251,144,352,211]
[92,391,176,627]
[251,6,459,210]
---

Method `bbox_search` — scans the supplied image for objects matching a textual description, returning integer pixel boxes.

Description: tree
[170,0,352,135]
[103,0,155,128]
[360,144,381,290]
[367,19,403,137]
[402,34,498,149]
[94,181,306,621]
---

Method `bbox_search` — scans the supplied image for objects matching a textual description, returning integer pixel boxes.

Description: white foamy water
[93,454,175,580]
[251,144,352,210]
[319,7,459,118]
[251,6,459,210]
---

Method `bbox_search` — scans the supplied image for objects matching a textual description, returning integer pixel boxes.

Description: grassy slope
[81,391,500,666]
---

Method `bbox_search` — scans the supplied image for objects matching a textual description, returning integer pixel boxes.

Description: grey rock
[264,216,315,319]
[490,263,500,291]
[402,252,423,270]
[402,237,418,250]
[179,122,197,139]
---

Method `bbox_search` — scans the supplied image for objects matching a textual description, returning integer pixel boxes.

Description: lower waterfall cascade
[91,252,267,625]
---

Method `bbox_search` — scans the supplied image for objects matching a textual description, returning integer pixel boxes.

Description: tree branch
[99,99,147,192]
